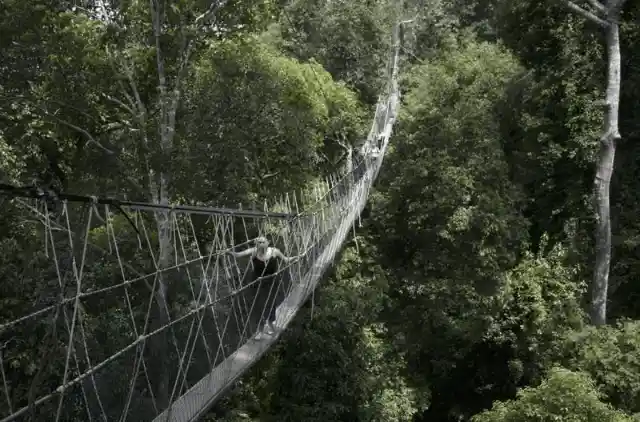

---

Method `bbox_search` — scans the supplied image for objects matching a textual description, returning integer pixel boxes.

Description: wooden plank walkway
[152,173,373,422]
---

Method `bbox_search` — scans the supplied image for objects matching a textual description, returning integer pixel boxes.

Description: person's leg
[238,270,258,337]
[267,299,277,331]
[248,274,267,336]
[268,276,286,332]
[256,277,275,334]
[257,276,277,334]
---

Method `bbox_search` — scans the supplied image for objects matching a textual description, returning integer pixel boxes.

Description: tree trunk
[149,0,178,407]
[591,18,621,326]
[150,171,172,410]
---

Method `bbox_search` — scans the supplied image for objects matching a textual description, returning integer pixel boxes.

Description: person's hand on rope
[289,252,305,263]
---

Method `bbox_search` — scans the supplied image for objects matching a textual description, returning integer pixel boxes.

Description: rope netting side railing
[153,159,379,422]
[0,157,373,422]
[0,175,344,422]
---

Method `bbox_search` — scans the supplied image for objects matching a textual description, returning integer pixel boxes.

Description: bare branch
[119,57,148,128]
[41,99,102,125]
[317,151,330,164]
[52,117,115,155]
[36,107,114,155]
[586,0,606,13]
[106,50,153,169]
[334,151,349,166]
[166,30,195,140]
[126,76,146,119]
[194,0,230,25]
[562,0,610,26]
[260,171,281,181]
[166,0,232,136]
[105,49,140,117]
[102,93,135,116]
[335,135,349,151]
[1,337,15,349]
[150,0,168,137]
[150,0,167,99]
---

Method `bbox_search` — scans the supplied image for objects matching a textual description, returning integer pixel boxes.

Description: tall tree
[102,0,271,409]
[559,0,626,326]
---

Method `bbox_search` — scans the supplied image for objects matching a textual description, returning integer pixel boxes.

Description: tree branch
[39,109,114,155]
[150,0,169,149]
[166,0,232,139]
[119,56,148,138]
[562,0,610,27]
[260,171,281,181]
[194,0,230,25]
[586,0,606,13]
[113,56,143,115]
[105,48,139,116]
[335,151,349,166]
[166,28,194,143]
[57,119,114,155]
[40,98,102,126]
[102,93,135,116]
[335,135,350,151]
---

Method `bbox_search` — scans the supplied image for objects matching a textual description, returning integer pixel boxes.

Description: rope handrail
[0,183,295,220]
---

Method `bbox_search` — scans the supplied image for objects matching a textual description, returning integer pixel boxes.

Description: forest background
[2,0,640,420]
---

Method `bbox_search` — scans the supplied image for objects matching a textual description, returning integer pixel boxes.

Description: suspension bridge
[0,20,405,422]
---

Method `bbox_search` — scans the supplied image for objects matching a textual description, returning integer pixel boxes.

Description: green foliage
[279,0,395,104]
[560,321,640,413]
[472,368,634,422]
[375,40,527,291]
[210,243,425,421]
[0,0,374,419]
[489,247,586,355]
[264,244,413,422]
[0,3,119,190]
[208,2,640,421]
[493,0,604,257]
[177,36,365,204]
[0,136,21,182]
[356,325,429,421]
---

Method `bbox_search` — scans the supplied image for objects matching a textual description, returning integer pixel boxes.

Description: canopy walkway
[0,22,404,422]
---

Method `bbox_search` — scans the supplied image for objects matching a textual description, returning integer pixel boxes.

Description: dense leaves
[472,368,634,422]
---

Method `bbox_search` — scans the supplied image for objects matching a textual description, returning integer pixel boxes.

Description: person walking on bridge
[229,237,302,335]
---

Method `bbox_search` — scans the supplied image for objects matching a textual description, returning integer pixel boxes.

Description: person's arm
[228,247,255,258]
[272,248,302,264]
